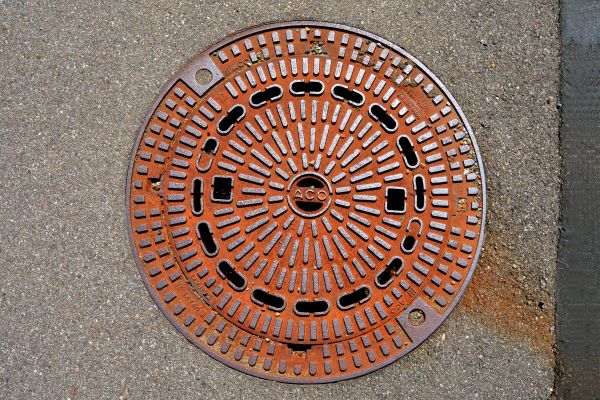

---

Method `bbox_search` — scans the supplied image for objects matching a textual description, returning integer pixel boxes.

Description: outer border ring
[125,20,487,384]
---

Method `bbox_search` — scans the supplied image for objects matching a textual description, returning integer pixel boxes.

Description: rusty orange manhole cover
[127,21,486,383]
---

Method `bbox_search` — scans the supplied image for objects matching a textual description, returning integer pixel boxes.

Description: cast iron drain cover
[127,21,486,383]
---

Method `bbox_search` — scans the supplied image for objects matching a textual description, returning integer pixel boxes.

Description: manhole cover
[127,21,486,383]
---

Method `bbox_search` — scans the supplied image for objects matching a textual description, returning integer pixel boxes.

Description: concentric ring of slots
[127,21,486,383]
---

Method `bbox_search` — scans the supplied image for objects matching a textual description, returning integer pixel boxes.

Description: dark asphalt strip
[557,0,600,398]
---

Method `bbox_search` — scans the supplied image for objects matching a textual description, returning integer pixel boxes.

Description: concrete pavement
[0,1,560,398]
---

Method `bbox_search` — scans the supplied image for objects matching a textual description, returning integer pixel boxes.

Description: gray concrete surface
[0,1,560,399]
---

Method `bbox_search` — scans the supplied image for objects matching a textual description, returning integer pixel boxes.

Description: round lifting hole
[401,235,417,254]
[203,138,218,154]
[195,68,213,85]
[408,309,426,327]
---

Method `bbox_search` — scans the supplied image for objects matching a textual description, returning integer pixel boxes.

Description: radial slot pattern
[127,22,486,383]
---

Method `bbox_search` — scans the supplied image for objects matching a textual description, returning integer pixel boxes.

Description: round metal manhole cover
[127,21,486,383]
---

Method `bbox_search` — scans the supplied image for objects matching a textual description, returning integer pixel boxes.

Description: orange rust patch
[459,249,554,358]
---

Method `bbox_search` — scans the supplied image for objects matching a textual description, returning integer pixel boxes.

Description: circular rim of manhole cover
[127,21,486,383]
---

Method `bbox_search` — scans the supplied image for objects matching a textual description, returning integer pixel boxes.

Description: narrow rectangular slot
[191,178,203,215]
